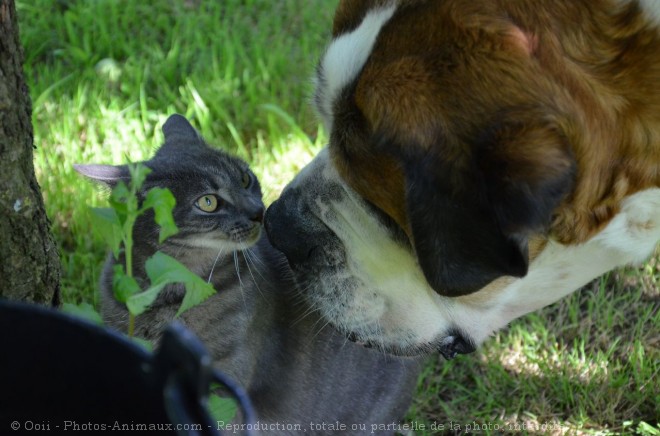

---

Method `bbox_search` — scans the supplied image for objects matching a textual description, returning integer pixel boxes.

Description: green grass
[408,267,660,434]
[20,0,328,304]
[18,0,659,434]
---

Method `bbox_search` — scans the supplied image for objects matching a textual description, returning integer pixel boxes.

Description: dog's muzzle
[264,149,480,357]
[265,189,331,269]
[265,195,305,265]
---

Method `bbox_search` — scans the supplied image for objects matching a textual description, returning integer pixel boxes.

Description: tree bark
[0,0,60,304]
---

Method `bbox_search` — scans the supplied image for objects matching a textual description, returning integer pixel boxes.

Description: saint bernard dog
[265,0,660,358]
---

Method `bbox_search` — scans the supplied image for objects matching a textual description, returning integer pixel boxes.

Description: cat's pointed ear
[162,114,201,142]
[73,164,130,188]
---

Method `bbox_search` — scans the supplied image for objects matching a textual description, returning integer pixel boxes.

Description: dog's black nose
[265,197,312,266]
[264,199,286,249]
[438,334,475,360]
[266,187,344,269]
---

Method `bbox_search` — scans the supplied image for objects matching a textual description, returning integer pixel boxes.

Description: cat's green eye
[195,195,219,212]
[241,172,251,188]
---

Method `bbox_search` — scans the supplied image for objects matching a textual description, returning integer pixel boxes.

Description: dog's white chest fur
[478,188,660,336]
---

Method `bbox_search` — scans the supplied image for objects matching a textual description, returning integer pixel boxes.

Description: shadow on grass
[410,270,659,435]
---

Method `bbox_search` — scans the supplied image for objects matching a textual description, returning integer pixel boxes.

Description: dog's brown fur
[328,0,660,252]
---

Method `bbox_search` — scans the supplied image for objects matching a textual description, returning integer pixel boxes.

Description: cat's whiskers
[311,317,332,341]
[290,284,322,321]
[244,244,267,269]
[173,240,186,260]
[142,227,167,252]
[279,278,320,328]
[299,281,322,303]
[241,250,265,299]
[144,227,160,240]
[232,250,242,283]
[290,302,322,328]
[233,250,248,310]
[207,246,227,284]
[286,278,313,305]
[242,248,264,278]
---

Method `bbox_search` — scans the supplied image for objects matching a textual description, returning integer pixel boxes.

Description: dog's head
[266,0,580,356]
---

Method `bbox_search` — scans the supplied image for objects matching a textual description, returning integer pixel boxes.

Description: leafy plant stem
[128,313,136,338]
[123,205,136,337]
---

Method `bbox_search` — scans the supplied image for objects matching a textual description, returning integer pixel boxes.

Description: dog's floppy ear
[404,157,530,297]
[403,116,575,297]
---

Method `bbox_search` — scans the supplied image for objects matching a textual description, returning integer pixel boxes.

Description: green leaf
[90,207,123,257]
[177,280,216,317]
[126,282,167,316]
[109,180,131,223]
[145,252,216,316]
[128,163,151,192]
[142,187,179,243]
[636,422,660,436]
[111,179,131,201]
[208,393,237,424]
[61,302,104,326]
[112,264,142,303]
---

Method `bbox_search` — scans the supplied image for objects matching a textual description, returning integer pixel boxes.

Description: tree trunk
[0,0,60,305]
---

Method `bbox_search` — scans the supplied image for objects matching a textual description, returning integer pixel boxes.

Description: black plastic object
[0,300,255,435]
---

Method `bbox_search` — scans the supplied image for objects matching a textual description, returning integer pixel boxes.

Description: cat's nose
[250,206,265,224]
[240,197,264,224]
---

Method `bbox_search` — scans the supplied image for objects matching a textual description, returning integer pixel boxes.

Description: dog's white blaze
[640,0,660,25]
[616,0,660,25]
[315,3,398,131]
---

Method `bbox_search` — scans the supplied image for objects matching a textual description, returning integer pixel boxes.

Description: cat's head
[75,114,265,253]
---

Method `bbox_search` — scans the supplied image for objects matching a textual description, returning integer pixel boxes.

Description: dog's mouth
[344,328,476,358]
[435,332,477,360]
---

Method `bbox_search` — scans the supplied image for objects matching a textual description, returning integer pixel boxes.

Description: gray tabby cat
[75,114,421,435]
